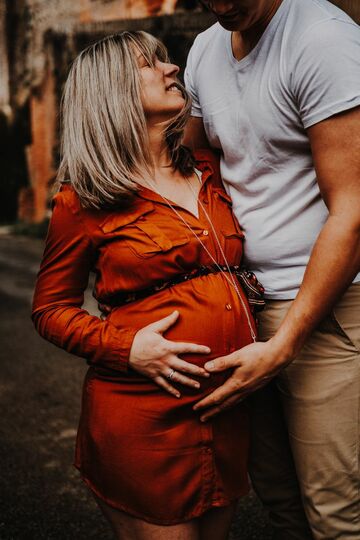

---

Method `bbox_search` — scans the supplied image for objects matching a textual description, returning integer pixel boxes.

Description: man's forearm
[271,215,360,364]
[193,213,360,417]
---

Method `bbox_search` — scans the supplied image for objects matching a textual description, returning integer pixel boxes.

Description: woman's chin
[147,105,186,126]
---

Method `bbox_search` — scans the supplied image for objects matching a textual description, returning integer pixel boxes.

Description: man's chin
[217,16,247,32]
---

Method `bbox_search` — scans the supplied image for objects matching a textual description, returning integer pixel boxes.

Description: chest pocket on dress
[129,220,189,259]
[99,202,189,259]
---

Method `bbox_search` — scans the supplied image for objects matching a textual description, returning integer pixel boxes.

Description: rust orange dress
[32,150,255,525]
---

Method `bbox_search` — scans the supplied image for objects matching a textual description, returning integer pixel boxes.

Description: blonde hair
[56,31,194,209]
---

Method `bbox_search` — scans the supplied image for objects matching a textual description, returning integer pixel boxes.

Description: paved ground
[0,234,274,540]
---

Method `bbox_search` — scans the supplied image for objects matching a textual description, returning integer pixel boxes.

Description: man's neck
[231,0,283,61]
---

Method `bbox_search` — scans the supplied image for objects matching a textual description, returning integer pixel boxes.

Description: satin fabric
[32,150,255,524]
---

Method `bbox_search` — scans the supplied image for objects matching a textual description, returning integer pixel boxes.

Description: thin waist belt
[99,265,265,314]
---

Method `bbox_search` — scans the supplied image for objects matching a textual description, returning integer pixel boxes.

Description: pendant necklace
[144,169,257,343]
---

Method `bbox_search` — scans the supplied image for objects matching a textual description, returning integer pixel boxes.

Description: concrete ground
[0,234,274,540]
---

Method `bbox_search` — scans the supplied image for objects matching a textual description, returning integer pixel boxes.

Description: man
[184,0,360,538]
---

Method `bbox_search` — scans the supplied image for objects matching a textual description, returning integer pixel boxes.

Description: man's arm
[183,116,210,150]
[194,106,360,421]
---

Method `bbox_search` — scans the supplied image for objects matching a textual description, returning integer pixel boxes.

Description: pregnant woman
[32,31,258,540]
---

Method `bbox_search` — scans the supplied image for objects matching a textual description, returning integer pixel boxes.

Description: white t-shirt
[185,0,360,299]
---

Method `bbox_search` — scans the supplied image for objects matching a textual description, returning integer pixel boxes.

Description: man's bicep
[308,106,360,217]
[183,116,210,151]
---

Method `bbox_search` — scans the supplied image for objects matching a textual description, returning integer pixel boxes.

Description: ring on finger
[167,369,176,381]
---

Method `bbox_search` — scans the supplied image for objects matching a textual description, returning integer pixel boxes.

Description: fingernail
[193,404,198,411]
[176,392,181,398]
[205,361,215,371]
[200,416,207,423]
[194,382,200,388]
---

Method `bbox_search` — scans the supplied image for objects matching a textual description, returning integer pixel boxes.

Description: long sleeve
[32,188,138,372]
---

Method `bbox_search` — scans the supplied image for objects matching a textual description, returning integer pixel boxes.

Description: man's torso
[185,0,360,298]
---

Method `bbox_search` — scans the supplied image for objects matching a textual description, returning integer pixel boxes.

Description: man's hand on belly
[193,340,289,421]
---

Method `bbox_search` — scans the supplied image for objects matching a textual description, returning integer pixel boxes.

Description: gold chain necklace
[145,170,257,342]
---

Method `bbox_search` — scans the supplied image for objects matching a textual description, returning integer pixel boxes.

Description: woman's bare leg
[94,494,199,540]
[199,502,237,540]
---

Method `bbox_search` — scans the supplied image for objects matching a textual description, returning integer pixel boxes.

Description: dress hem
[74,464,250,525]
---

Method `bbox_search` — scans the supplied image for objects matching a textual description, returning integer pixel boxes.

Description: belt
[98,265,265,314]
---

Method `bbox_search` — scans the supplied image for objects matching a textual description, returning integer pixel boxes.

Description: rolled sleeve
[290,19,360,129]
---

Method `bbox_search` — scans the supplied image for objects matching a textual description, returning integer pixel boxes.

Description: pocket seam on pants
[330,310,360,353]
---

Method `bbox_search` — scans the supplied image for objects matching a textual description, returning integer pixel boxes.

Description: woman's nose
[163,62,180,78]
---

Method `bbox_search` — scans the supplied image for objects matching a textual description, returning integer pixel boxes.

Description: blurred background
[0,0,359,538]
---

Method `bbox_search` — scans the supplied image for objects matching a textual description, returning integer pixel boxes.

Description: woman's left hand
[129,310,211,398]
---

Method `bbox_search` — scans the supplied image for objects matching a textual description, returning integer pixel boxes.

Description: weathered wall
[78,0,179,22]
[0,1,11,120]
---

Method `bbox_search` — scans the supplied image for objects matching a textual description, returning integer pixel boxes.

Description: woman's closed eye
[138,54,155,69]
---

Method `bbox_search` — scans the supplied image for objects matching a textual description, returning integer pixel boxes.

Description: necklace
[145,169,257,342]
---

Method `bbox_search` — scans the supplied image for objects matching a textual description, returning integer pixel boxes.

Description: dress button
[225,304,232,311]
[203,230,209,236]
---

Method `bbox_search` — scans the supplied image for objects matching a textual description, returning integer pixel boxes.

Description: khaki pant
[249,282,360,540]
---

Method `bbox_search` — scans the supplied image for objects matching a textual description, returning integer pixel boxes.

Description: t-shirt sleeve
[290,19,360,129]
[31,189,138,372]
[184,41,203,118]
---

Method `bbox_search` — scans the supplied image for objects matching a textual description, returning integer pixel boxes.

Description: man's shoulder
[190,22,225,56]
[280,0,359,67]
[287,0,357,22]
[285,0,359,40]
[196,21,222,39]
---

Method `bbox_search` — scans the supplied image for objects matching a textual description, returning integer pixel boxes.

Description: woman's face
[137,51,185,123]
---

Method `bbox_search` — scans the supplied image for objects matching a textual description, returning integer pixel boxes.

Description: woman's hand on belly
[129,310,211,398]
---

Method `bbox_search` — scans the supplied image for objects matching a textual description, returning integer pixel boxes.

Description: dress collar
[136,150,215,205]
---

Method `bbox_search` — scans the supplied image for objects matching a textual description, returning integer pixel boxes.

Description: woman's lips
[166,82,185,97]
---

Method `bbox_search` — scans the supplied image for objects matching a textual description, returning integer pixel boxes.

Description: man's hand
[193,340,290,421]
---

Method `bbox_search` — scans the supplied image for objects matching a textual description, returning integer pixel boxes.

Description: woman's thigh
[95,495,237,540]
[94,495,199,540]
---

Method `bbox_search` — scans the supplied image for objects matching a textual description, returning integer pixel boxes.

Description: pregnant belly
[97,275,254,393]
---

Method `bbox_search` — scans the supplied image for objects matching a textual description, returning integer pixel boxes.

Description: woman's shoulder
[52,182,81,213]
[51,183,100,229]
[52,182,138,233]
[53,183,100,219]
